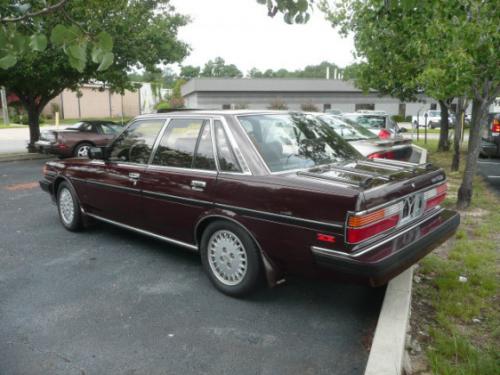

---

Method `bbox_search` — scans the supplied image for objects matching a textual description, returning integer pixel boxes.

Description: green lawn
[411,140,499,374]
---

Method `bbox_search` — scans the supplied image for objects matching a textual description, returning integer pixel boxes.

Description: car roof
[78,120,118,125]
[135,110,304,119]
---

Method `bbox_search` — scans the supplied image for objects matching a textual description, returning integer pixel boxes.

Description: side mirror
[89,147,106,160]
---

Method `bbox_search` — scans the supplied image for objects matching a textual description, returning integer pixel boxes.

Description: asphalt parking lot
[477,158,500,194]
[0,159,384,375]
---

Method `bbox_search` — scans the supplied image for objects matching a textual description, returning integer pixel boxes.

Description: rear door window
[152,118,216,170]
[214,120,241,172]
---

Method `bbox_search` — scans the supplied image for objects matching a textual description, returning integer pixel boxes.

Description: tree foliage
[0,0,189,150]
[0,0,115,71]
[262,0,500,208]
[257,0,313,24]
[200,57,243,78]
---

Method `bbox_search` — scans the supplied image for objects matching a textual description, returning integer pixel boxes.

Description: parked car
[411,110,454,129]
[35,120,123,158]
[39,111,459,296]
[480,112,500,157]
[342,112,403,138]
[316,114,414,160]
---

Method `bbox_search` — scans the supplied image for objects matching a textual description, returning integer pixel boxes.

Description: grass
[410,139,500,374]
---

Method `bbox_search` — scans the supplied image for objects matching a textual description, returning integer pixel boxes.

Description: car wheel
[200,221,263,297]
[74,142,92,158]
[57,181,83,231]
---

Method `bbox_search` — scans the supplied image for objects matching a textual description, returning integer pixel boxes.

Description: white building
[181,78,438,117]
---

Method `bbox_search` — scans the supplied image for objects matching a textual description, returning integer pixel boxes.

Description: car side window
[152,118,214,169]
[192,122,216,170]
[108,120,164,164]
[214,120,241,172]
[100,124,118,135]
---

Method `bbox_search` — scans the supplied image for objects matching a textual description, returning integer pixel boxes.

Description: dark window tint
[355,103,375,111]
[214,120,240,172]
[153,118,210,169]
[193,123,216,170]
[109,120,164,164]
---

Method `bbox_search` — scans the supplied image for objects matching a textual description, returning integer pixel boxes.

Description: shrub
[268,98,288,110]
[155,101,171,111]
[301,102,319,112]
[234,103,249,109]
[391,115,413,123]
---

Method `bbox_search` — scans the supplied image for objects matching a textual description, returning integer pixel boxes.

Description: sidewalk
[0,124,69,154]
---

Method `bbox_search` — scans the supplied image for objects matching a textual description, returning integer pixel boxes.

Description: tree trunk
[437,99,450,151]
[26,101,42,152]
[456,98,486,209]
[451,97,466,172]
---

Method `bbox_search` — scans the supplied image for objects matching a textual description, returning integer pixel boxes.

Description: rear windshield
[237,113,361,172]
[318,115,378,141]
[343,114,386,129]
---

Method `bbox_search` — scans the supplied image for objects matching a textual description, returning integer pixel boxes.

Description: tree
[0,0,188,151]
[180,65,201,80]
[262,0,499,209]
[1,0,114,71]
[201,57,243,78]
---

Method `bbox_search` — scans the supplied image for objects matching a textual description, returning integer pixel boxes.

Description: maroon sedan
[39,111,460,296]
[35,121,122,158]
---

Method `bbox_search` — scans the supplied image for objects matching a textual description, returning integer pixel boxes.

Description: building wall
[186,91,433,116]
[43,86,140,119]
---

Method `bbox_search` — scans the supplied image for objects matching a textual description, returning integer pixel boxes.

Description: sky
[170,0,356,74]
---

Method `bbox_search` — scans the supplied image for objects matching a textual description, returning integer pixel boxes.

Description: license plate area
[398,192,424,226]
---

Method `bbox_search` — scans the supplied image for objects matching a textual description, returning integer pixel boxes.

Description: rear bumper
[480,137,500,157]
[312,208,460,286]
[35,141,71,157]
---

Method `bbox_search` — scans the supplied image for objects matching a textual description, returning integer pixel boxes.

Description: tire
[200,221,263,297]
[57,181,83,231]
[74,142,93,158]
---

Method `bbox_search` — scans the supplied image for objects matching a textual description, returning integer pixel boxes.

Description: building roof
[181,78,367,96]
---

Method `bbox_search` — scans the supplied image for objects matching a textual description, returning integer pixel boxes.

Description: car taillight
[423,183,447,210]
[346,182,448,244]
[378,129,391,139]
[346,202,401,244]
[492,118,500,133]
[367,150,396,159]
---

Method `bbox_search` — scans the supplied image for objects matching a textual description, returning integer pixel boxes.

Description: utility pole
[1,86,9,125]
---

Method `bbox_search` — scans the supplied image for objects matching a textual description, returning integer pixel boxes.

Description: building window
[355,103,375,111]
[222,104,231,110]
[430,103,437,110]
[398,103,406,117]
[323,104,331,111]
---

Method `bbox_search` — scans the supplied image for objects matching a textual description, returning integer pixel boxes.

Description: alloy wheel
[207,230,248,286]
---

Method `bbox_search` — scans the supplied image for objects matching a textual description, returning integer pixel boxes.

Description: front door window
[109,119,165,164]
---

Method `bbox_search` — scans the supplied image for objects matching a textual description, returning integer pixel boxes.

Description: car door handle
[129,172,140,179]
[191,180,206,191]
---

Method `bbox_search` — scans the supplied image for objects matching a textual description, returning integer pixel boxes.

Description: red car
[39,111,460,296]
[35,121,123,158]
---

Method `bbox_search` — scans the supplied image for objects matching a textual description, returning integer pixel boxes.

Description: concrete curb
[364,266,414,375]
[0,153,51,163]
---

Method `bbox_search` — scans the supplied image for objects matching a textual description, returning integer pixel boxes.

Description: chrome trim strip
[312,207,444,259]
[86,213,198,251]
[146,164,217,175]
[355,160,403,171]
[75,178,141,194]
[142,189,213,207]
[215,203,344,229]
